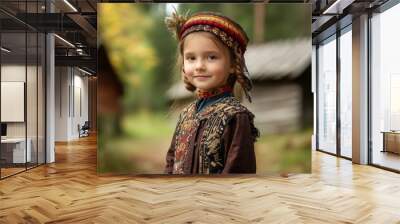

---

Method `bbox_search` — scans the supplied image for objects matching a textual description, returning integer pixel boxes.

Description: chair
[79,121,90,138]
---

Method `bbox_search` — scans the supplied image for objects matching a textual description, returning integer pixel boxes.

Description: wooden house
[167,38,312,134]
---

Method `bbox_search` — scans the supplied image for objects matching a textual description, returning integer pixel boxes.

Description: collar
[196,85,233,99]
[195,90,233,113]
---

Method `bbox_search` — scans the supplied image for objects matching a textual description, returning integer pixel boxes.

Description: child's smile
[182,32,234,91]
[193,76,212,81]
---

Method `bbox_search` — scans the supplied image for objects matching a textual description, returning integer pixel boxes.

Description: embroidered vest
[172,97,259,174]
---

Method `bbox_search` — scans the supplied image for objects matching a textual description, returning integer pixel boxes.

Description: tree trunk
[254,3,266,44]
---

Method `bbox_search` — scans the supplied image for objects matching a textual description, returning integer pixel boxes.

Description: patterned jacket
[164,96,259,174]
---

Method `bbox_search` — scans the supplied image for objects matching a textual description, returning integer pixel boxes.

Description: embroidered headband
[165,11,254,102]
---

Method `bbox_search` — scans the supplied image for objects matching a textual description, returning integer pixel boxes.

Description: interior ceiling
[3,0,388,74]
[311,0,389,15]
[311,0,390,40]
[0,0,97,73]
[0,0,97,13]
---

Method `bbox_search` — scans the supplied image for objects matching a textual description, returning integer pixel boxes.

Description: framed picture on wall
[1,81,25,122]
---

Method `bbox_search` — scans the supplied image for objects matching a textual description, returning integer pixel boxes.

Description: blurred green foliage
[179,3,310,42]
[99,3,310,114]
[121,111,175,139]
[99,4,159,112]
[256,128,312,173]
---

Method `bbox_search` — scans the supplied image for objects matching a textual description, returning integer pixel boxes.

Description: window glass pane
[38,32,45,165]
[340,28,352,158]
[317,36,337,154]
[0,0,46,179]
[1,30,27,177]
[27,31,38,169]
[371,3,400,171]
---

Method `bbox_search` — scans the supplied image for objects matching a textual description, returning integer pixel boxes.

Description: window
[371,2,400,171]
[0,1,47,179]
[317,35,337,154]
[339,26,352,158]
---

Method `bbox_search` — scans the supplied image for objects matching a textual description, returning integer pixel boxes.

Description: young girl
[164,11,259,174]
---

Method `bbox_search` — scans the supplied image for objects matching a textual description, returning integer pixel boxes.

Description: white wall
[1,65,30,138]
[1,65,26,81]
[1,63,46,164]
[46,32,55,163]
[55,66,70,141]
[55,67,89,141]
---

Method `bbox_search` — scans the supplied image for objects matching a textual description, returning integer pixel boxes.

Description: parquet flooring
[1,167,26,178]
[0,135,400,223]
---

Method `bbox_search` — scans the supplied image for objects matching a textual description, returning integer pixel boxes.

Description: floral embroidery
[172,102,198,174]
[172,97,259,174]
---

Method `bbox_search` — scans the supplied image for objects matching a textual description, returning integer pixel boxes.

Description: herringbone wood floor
[0,135,400,223]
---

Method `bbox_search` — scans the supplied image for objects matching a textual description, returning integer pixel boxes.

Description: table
[1,138,32,163]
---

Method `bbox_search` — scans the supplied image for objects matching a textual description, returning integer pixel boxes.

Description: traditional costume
[164,11,259,174]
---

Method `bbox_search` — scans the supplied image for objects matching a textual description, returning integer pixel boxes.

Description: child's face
[182,32,234,91]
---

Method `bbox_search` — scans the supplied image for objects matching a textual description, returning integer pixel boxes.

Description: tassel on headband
[165,9,190,39]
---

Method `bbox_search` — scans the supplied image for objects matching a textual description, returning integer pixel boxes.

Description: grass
[98,112,312,174]
[121,110,176,139]
[256,128,312,174]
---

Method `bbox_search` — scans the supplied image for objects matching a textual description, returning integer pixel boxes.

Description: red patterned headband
[178,12,249,53]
